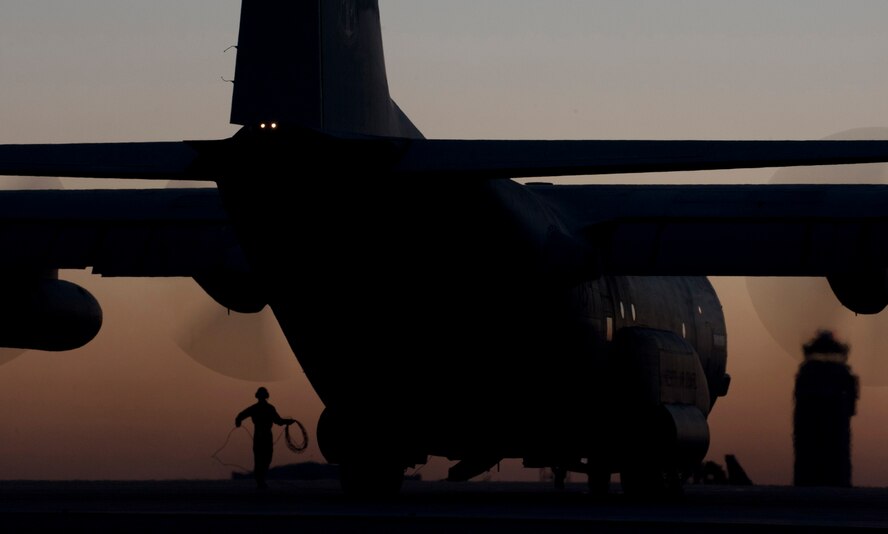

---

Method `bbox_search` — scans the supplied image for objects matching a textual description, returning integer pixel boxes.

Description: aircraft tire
[316,408,344,465]
[339,458,404,499]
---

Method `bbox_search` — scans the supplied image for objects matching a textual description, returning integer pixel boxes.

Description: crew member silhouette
[235,387,294,489]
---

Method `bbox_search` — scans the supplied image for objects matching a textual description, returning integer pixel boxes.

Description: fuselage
[215,0,730,479]
[215,146,727,473]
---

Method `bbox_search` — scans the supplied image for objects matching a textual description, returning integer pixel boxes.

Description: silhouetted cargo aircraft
[2,1,888,495]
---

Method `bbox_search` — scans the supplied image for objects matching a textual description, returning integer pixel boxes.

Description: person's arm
[271,406,294,426]
[235,405,252,427]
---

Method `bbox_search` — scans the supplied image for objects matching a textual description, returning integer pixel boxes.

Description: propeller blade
[173,302,299,382]
[746,128,888,386]
[0,348,25,366]
[159,169,296,382]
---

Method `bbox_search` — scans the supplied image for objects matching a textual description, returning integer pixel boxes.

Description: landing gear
[317,408,412,498]
[339,458,405,498]
[587,469,611,497]
[553,466,567,490]
[620,466,683,498]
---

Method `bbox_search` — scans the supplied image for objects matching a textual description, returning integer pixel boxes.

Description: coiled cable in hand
[284,418,309,453]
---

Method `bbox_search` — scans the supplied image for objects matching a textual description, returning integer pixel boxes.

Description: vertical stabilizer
[230,1,322,130]
[230,0,421,138]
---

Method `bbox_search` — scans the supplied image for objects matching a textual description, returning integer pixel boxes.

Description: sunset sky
[1,0,888,485]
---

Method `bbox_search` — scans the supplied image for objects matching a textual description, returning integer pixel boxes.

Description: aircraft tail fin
[230,0,421,138]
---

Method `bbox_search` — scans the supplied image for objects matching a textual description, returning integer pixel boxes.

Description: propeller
[746,128,888,386]
[149,174,298,382]
[172,300,299,382]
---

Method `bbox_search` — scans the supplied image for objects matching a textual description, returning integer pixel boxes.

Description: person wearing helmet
[235,387,295,489]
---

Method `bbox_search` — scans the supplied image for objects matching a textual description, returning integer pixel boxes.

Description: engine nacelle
[827,271,888,315]
[0,278,102,351]
[194,271,267,314]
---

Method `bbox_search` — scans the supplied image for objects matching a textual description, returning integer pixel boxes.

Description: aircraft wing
[0,188,241,277]
[393,139,888,178]
[3,181,885,279]
[528,183,888,277]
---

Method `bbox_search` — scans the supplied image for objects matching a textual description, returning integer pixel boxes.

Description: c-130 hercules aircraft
[3,1,888,495]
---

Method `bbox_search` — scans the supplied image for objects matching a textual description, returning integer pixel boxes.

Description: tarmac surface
[0,479,884,532]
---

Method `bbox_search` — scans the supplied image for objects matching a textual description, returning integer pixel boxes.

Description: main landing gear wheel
[339,458,405,499]
[317,408,408,497]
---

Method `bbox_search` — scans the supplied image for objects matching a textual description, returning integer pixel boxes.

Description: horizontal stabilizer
[0,142,211,180]
[392,139,888,178]
[8,136,888,181]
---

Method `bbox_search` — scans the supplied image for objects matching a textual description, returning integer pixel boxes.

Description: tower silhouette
[793,331,858,487]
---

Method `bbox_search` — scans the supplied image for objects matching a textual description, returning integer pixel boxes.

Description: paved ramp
[0,480,884,532]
